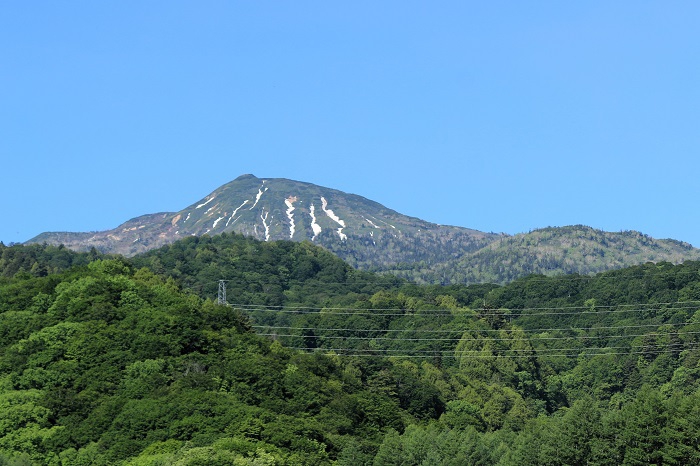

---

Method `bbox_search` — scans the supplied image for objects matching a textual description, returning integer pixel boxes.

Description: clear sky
[2,2,699,247]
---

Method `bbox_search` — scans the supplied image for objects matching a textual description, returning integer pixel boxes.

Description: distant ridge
[28,175,700,284]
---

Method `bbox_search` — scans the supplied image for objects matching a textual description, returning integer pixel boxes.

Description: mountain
[28,174,700,284]
[28,174,498,266]
[388,225,700,284]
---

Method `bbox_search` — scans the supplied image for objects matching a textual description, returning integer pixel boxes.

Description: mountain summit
[28,174,496,268]
[28,175,700,284]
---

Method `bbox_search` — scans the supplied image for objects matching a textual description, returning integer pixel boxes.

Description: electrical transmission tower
[217,280,227,305]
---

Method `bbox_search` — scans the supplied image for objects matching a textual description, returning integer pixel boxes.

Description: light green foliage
[2,239,700,464]
[373,425,492,466]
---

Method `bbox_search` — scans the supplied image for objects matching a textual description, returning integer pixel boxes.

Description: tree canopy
[1,237,699,464]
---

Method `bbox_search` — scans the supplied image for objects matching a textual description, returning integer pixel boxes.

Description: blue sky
[2,2,699,246]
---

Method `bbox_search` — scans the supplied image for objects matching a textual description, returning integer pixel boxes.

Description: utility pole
[217,280,227,305]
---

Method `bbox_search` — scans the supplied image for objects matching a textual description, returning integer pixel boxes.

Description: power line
[283,344,699,359]
[233,300,700,311]
[256,330,700,343]
[252,321,699,334]
[233,303,700,317]
[201,266,700,289]
[235,301,700,311]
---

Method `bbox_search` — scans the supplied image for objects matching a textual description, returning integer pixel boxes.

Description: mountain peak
[27,175,496,273]
[234,174,259,181]
[26,175,700,284]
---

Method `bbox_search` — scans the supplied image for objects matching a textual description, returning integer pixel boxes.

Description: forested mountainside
[0,243,103,278]
[26,175,700,285]
[391,225,700,284]
[2,237,700,465]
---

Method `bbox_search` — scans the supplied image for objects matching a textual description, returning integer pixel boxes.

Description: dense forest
[1,237,700,465]
[383,225,700,285]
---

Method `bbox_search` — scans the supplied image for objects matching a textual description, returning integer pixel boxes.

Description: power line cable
[256,330,700,343]
[200,266,700,288]
[284,344,699,359]
[233,301,700,312]
[233,303,700,318]
[252,321,699,334]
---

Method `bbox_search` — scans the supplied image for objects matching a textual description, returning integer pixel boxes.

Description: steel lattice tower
[217,280,227,305]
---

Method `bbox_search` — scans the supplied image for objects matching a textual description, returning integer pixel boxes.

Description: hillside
[28,175,497,275]
[27,175,700,284]
[2,239,700,464]
[393,225,700,284]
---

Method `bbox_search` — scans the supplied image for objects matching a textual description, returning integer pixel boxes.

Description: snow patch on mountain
[372,216,396,230]
[260,210,270,242]
[321,197,347,240]
[285,197,297,239]
[196,197,215,209]
[321,198,345,227]
[309,204,322,241]
[227,200,250,227]
[363,217,380,229]
[213,216,225,229]
[250,184,268,210]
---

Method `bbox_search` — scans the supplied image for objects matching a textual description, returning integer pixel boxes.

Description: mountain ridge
[27,174,700,284]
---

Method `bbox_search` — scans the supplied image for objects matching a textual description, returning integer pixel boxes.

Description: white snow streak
[373,216,396,229]
[260,210,270,242]
[213,216,225,229]
[309,204,322,240]
[206,205,217,214]
[184,213,191,223]
[363,217,380,229]
[321,197,345,227]
[250,185,268,210]
[321,197,347,240]
[285,198,296,239]
[196,197,215,209]
[226,200,250,227]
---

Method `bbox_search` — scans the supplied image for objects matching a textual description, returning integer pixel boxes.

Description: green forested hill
[0,256,417,465]
[0,243,102,278]
[1,238,700,464]
[386,225,700,284]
